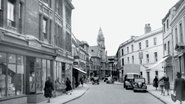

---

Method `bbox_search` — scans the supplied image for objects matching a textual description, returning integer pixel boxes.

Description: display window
[35,58,42,92]
[47,60,51,77]
[0,52,7,98]
[42,59,46,90]
[7,54,16,96]
[16,55,24,95]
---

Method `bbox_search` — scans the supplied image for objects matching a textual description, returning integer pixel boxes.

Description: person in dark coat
[174,72,185,104]
[153,76,158,90]
[44,76,54,103]
[65,77,72,95]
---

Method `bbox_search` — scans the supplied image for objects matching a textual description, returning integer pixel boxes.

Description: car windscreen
[127,74,140,79]
[134,78,145,82]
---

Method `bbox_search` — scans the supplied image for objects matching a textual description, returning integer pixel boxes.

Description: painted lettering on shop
[28,40,41,49]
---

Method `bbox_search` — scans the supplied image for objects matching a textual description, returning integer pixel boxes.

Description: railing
[7,19,17,32]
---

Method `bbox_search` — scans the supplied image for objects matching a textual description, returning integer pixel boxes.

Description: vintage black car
[132,77,147,92]
[123,73,140,89]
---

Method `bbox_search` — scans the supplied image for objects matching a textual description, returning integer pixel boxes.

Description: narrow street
[66,82,164,104]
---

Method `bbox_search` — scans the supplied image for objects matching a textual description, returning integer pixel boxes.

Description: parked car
[123,73,140,89]
[133,77,147,92]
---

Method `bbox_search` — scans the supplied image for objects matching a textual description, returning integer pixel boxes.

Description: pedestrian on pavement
[80,76,84,87]
[174,72,185,104]
[44,76,54,103]
[158,74,165,96]
[153,75,158,90]
[164,75,170,96]
[65,77,72,95]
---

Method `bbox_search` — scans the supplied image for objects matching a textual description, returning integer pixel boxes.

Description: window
[0,52,25,98]
[122,49,124,56]
[127,57,129,64]
[127,47,129,54]
[146,54,149,63]
[164,44,166,51]
[131,45,134,52]
[139,42,142,50]
[175,28,178,44]
[43,18,47,40]
[132,56,134,64]
[155,71,158,76]
[167,19,169,30]
[179,23,183,43]
[154,52,158,62]
[146,40,149,47]
[122,58,124,66]
[55,0,59,14]
[18,2,23,33]
[7,1,15,27]
[154,37,157,45]
[168,41,170,54]
[163,24,165,33]
[42,59,46,90]
[35,58,42,92]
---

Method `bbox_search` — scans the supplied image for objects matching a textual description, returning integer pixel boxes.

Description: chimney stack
[144,23,151,34]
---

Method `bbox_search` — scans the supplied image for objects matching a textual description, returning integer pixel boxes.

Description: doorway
[147,72,150,84]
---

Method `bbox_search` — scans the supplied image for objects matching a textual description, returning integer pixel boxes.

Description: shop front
[0,32,56,104]
[53,56,73,96]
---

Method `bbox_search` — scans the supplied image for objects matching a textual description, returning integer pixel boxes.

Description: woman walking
[174,72,185,104]
[65,77,72,95]
[164,75,170,95]
[158,74,165,96]
[153,76,158,90]
[44,76,54,103]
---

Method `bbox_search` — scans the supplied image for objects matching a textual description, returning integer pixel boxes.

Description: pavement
[114,81,185,104]
[37,84,89,104]
[37,81,184,104]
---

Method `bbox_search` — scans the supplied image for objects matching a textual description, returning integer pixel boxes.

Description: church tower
[97,27,105,49]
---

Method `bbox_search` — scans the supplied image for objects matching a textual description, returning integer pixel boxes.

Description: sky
[71,0,179,56]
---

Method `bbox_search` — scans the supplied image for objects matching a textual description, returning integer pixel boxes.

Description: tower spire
[97,27,105,49]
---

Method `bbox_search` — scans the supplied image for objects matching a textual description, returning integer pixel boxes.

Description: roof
[135,28,162,42]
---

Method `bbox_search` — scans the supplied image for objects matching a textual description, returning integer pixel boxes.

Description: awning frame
[146,56,169,71]
[73,67,87,74]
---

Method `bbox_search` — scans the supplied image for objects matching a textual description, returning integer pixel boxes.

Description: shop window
[47,60,51,77]
[35,58,42,92]
[42,59,46,90]
[0,52,7,98]
[7,54,16,96]
[16,55,24,95]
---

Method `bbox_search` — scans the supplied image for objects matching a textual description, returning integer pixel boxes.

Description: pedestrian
[65,77,72,95]
[153,75,158,90]
[158,74,165,96]
[44,76,54,103]
[173,72,185,104]
[164,75,170,96]
[80,76,84,87]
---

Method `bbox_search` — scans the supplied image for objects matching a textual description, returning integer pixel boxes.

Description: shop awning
[73,67,87,74]
[146,56,169,71]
